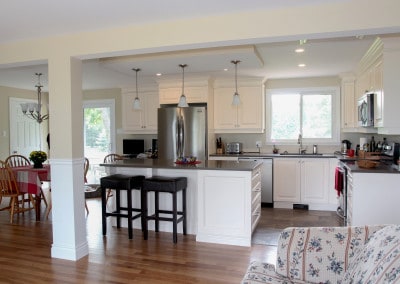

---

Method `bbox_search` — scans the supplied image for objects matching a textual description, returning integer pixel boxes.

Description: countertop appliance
[238,157,273,206]
[357,92,374,127]
[226,142,243,154]
[157,106,207,161]
[122,139,144,158]
[382,142,400,165]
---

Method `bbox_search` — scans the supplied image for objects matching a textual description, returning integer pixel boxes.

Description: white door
[9,97,42,157]
[83,99,115,184]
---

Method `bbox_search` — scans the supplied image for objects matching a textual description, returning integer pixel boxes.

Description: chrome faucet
[298,134,307,154]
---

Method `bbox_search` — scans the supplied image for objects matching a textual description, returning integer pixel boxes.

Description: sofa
[242,224,400,284]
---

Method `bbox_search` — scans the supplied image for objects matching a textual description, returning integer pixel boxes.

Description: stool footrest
[147,214,184,223]
[105,212,142,219]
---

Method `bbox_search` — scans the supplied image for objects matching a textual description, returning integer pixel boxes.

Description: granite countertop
[101,158,261,171]
[342,160,400,174]
[210,152,336,158]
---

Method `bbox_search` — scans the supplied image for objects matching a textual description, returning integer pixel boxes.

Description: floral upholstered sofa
[242,225,400,284]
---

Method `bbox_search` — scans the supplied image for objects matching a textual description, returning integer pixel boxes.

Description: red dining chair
[0,160,35,223]
[103,154,123,203]
[4,154,48,208]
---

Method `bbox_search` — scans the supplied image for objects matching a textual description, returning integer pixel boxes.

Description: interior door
[9,97,42,157]
[83,99,115,185]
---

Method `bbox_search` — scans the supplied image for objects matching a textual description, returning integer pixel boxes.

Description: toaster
[226,142,243,154]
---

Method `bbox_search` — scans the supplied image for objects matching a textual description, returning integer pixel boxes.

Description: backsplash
[214,133,400,155]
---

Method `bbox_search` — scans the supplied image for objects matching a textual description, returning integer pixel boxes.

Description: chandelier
[20,73,49,124]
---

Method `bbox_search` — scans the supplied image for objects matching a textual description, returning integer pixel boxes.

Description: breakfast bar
[101,159,262,247]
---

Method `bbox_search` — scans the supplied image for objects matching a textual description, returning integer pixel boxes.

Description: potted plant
[29,150,47,168]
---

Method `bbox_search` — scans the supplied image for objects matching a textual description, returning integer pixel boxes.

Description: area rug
[252,228,282,246]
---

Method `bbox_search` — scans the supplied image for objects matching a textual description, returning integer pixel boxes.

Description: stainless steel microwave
[357,92,374,127]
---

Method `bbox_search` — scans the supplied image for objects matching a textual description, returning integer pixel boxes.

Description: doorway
[83,99,115,185]
[9,97,44,157]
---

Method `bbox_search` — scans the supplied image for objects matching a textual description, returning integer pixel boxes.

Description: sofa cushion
[343,225,400,283]
[275,226,383,284]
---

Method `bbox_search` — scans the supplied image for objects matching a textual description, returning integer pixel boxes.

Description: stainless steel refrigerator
[158,106,207,161]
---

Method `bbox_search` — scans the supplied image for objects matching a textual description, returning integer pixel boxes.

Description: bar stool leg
[143,190,148,240]
[155,191,159,232]
[101,186,107,236]
[173,191,178,243]
[183,187,187,235]
[116,189,121,228]
[127,189,133,239]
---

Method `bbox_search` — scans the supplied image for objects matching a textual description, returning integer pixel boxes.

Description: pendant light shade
[132,68,141,110]
[231,60,241,106]
[178,64,189,107]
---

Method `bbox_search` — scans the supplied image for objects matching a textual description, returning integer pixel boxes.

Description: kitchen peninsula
[101,159,262,247]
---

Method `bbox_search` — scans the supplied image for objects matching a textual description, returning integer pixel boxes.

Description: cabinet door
[142,92,159,131]
[273,158,301,202]
[159,86,208,104]
[214,87,238,129]
[301,158,329,204]
[122,92,144,131]
[373,60,383,127]
[237,86,264,131]
[341,80,356,129]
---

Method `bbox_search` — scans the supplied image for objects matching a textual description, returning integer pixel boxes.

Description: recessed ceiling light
[224,68,228,71]
[298,63,306,67]
[295,48,305,53]
[156,73,162,76]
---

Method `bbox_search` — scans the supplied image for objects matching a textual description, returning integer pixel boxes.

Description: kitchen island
[101,159,262,247]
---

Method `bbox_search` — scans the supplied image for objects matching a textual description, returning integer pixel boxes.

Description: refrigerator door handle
[177,115,183,158]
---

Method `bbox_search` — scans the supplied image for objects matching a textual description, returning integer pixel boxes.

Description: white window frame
[266,86,340,145]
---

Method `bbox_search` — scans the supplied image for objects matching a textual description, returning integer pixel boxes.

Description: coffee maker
[341,139,351,154]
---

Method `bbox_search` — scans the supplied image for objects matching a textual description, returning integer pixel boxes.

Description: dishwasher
[238,157,273,207]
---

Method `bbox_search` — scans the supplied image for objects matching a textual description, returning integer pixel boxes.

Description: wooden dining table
[11,164,51,221]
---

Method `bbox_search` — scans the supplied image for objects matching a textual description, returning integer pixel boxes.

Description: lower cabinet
[274,158,334,210]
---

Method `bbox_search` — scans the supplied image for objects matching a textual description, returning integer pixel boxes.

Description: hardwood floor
[0,196,341,283]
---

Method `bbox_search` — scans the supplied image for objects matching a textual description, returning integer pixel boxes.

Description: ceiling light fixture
[20,73,49,124]
[231,60,241,106]
[295,48,305,53]
[132,68,141,110]
[178,64,189,107]
[298,63,306,67]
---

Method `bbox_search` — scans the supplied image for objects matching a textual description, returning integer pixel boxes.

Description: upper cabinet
[213,78,265,133]
[121,88,159,134]
[340,75,356,130]
[158,77,212,105]
[355,37,400,134]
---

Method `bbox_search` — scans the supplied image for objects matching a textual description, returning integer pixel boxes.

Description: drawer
[251,203,261,232]
[251,167,261,188]
[252,190,261,209]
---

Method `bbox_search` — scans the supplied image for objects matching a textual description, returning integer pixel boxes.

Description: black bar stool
[101,174,145,239]
[142,176,187,243]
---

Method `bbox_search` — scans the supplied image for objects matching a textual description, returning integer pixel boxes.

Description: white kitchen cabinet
[213,81,264,133]
[274,158,332,210]
[346,169,400,226]
[208,155,239,161]
[121,90,159,134]
[158,77,212,105]
[341,77,356,130]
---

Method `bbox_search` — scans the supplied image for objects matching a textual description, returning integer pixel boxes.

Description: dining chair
[103,154,123,203]
[4,154,48,208]
[0,160,35,223]
[46,157,90,219]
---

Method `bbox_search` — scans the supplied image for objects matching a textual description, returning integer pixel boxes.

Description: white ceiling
[0,0,392,91]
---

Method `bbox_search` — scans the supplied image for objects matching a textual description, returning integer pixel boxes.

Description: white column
[48,56,88,260]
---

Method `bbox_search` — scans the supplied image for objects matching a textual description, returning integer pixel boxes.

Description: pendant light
[178,64,189,107]
[231,60,241,106]
[132,68,141,110]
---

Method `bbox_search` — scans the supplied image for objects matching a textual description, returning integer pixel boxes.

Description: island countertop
[101,158,261,171]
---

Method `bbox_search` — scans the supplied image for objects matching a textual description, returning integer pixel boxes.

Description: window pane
[302,94,332,138]
[271,94,300,140]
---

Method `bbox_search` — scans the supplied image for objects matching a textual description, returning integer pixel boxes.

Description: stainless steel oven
[357,92,374,127]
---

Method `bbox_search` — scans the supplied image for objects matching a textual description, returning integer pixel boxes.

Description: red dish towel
[334,167,343,197]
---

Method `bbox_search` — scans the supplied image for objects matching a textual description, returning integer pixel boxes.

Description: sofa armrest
[275,225,386,283]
